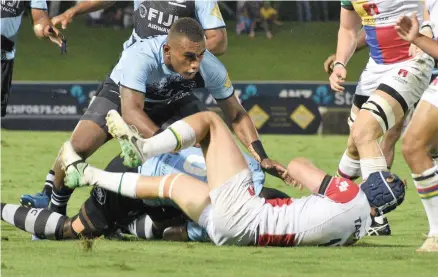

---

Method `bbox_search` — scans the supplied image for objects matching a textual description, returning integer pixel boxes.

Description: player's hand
[42,25,63,48]
[395,13,420,43]
[260,159,296,185]
[51,10,74,30]
[323,54,336,75]
[329,65,347,92]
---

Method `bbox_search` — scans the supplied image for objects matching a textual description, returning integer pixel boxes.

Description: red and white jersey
[256,177,372,247]
[342,0,425,64]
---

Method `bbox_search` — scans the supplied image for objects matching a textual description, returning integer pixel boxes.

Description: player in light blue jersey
[22,0,229,216]
[1,0,64,117]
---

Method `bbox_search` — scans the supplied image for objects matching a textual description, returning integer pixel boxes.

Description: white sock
[337,151,361,180]
[85,166,139,198]
[127,215,155,240]
[142,120,196,157]
[360,157,388,179]
[412,165,438,236]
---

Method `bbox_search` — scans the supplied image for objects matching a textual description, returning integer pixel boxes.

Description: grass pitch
[1,131,437,277]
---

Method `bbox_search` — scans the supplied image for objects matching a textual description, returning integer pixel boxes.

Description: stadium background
[1,1,437,277]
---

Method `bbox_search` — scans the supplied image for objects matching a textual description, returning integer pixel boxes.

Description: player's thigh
[404,90,438,148]
[287,157,326,193]
[199,112,248,189]
[1,59,14,117]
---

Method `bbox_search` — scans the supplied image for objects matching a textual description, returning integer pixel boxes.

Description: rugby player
[394,4,438,252]
[2,147,284,242]
[328,0,435,235]
[58,110,405,247]
[20,1,230,213]
[1,0,64,117]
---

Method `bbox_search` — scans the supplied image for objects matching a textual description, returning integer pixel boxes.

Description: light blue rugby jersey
[1,0,47,60]
[110,35,234,104]
[139,147,265,198]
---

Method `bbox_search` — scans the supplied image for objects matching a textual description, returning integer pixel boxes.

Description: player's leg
[0,203,79,240]
[287,157,327,193]
[380,119,404,170]
[402,97,438,252]
[106,110,249,189]
[20,78,119,213]
[1,59,13,118]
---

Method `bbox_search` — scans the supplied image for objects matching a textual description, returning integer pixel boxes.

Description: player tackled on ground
[58,110,405,247]
[1,147,287,242]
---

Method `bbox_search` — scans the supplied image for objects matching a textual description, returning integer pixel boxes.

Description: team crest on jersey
[398,69,408,77]
[94,187,107,205]
[337,180,350,192]
[211,3,223,21]
[224,72,232,88]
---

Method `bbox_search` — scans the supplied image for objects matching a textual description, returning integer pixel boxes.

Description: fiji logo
[70,85,86,105]
[312,85,333,105]
[241,85,258,101]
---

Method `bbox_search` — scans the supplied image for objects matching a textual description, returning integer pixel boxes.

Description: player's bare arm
[324,29,366,75]
[120,86,160,139]
[396,14,438,59]
[217,95,290,181]
[51,0,116,29]
[204,28,228,56]
[31,9,63,47]
[330,8,362,92]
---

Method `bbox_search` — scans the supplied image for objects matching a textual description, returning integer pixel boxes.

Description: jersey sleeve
[30,0,48,10]
[200,52,234,100]
[194,0,226,30]
[111,43,153,93]
[340,0,354,10]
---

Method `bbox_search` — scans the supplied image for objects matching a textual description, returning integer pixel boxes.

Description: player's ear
[163,44,171,57]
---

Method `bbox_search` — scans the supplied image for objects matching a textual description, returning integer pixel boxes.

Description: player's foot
[367,215,391,236]
[60,141,90,189]
[162,224,189,242]
[19,192,49,209]
[106,110,146,168]
[104,229,129,241]
[417,236,438,252]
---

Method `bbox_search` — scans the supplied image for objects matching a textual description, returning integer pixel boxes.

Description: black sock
[42,170,55,197]
[1,203,68,240]
[49,186,74,216]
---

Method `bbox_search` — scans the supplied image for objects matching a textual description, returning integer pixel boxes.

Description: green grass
[14,19,369,81]
[1,131,437,277]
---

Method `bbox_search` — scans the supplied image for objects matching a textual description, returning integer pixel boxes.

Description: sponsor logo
[248,104,270,129]
[290,105,315,129]
[6,105,77,115]
[312,85,333,105]
[211,3,224,21]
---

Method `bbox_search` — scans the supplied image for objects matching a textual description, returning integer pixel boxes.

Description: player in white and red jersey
[393,0,438,252]
[59,110,406,247]
[330,0,435,235]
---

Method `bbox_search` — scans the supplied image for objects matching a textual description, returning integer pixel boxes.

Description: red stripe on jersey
[265,198,293,207]
[258,233,296,247]
[324,177,359,204]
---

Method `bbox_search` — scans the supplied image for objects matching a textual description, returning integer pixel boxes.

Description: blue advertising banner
[2,81,356,132]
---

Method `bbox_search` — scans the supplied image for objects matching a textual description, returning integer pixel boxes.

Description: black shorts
[77,155,184,238]
[81,75,207,135]
[1,59,14,117]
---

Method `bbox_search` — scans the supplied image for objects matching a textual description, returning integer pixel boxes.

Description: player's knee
[201,111,222,125]
[350,119,378,147]
[70,135,94,159]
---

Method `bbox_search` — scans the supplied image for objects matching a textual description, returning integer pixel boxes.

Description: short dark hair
[168,17,205,42]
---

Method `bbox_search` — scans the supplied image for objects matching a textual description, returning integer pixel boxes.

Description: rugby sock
[142,120,196,157]
[1,203,70,240]
[360,157,387,179]
[84,166,139,199]
[50,186,73,216]
[127,214,156,240]
[42,170,55,197]
[337,151,361,180]
[412,165,438,236]
[187,221,210,242]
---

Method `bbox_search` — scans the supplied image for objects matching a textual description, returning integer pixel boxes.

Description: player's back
[343,0,424,64]
[257,177,372,247]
